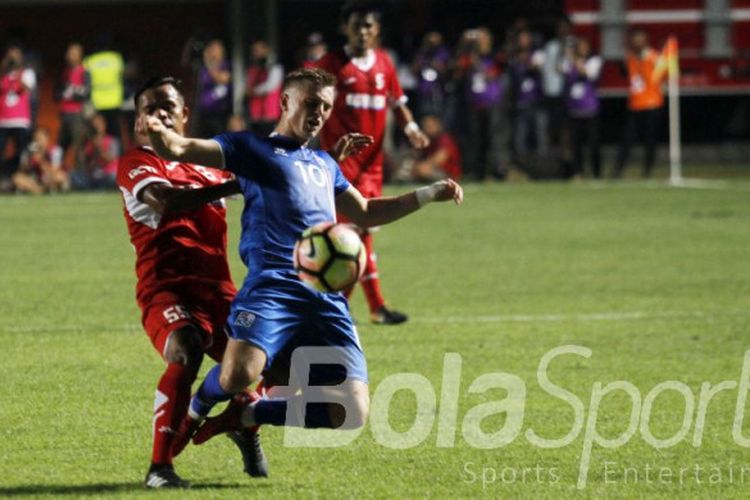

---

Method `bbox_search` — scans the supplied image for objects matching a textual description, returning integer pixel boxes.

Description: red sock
[152,363,194,465]
[359,232,385,312]
[253,379,271,398]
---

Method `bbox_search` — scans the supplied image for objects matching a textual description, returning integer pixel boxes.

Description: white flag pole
[668,41,682,184]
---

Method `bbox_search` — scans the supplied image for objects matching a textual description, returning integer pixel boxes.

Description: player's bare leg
[214,341,268,476]
[194,378,370,444]
[146,326,203,489]
[172,338,269,477]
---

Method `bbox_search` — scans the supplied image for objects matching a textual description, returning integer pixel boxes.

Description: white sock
[241,401,258,427]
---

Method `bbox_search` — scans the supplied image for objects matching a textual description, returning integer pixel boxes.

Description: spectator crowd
[1,17,667,194]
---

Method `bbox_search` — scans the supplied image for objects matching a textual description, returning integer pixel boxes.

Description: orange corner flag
[656,35,679,81]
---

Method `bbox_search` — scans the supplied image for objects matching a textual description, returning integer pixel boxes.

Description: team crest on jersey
[235,311,256,328]
[274,147,289,157]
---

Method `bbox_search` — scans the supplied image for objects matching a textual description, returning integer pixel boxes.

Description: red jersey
[117,146,236,307]
[316,48,406,183]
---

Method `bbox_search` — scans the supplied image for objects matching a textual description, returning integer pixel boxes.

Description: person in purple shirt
[195,39,232,138]
[562,37,602,179]
[509,29,546,169]
[411,31,452,120]
[456,27,507,181]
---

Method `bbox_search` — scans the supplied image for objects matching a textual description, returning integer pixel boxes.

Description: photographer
[0,43,36,190]
[12,128,68,194]
[562,37,602,179]
[55,42,91,167]
[72,113,120,190]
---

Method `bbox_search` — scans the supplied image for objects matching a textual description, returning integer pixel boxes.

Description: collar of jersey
[344,46,376,72]
[269,132,306,151]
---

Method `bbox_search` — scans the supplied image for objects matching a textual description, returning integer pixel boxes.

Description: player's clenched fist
[135,115,166,136]
[144,115,166,134]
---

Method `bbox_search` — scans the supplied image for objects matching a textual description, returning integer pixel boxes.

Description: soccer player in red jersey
[315,1,431,325]
[117,76,267,488]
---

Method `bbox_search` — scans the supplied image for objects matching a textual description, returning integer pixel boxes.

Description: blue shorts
[226,279,368,385]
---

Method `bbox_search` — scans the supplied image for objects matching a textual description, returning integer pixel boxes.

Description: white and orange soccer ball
[293,222,366,292]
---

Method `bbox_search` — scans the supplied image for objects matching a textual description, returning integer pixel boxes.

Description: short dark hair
[283,67,337,90]
[133,76,183,109]
[341,0,382,24]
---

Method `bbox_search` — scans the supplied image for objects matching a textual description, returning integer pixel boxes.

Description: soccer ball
[293,222,366,292]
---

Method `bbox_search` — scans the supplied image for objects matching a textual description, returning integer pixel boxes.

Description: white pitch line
[410,311,710,324]
[0,310,735,333]
[669,178,750,192]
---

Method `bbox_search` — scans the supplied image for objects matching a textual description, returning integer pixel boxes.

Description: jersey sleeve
[211,131,262,180]
[331,159,351,195]
[116,150,170,200]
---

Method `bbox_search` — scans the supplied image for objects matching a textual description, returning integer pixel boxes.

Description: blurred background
[0,0,748,194]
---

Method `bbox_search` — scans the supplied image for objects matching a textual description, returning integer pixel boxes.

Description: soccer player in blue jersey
[144,67,462,461]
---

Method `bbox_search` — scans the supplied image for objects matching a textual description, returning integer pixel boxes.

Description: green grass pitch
[1,180,749,498]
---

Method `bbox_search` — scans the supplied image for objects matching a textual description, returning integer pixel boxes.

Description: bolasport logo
[278,345,750,489]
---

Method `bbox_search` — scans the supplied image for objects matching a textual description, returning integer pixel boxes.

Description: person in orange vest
[614,29,665,178]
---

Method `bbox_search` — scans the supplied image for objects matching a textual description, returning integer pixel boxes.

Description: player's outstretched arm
[141,115,224,168]
[141,180,241,215]
[336,179,463,228]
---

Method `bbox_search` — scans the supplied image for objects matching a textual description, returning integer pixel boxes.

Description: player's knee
[352,391,370,428]
[219,363,258,393]
[343,399,369,429]
[164,326,204,370]
[335,386,369,429]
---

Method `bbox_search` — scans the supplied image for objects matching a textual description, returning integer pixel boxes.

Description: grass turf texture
[1,179,749,498]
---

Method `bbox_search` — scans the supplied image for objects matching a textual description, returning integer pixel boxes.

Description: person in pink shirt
[55,42,91,166]
[0,43,36,189]
[245,41,283,136]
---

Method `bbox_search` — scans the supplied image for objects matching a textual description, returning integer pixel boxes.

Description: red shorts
[341,162,383,199]
[141,286,235,362]
[353,172,382,199]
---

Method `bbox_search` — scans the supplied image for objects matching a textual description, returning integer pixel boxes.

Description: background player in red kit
[316,1,431,325]
[116,76,267,488]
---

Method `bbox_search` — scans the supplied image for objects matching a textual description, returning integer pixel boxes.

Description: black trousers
[0,127,31,178]
[570,115,601,178]
[615,107,661,178]
[465,105,506,180]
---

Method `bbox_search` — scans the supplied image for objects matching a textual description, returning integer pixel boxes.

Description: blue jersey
[212,132,351,295]
[214,132,367,383]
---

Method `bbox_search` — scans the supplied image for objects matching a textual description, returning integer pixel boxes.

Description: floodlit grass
[1,178,749,498]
